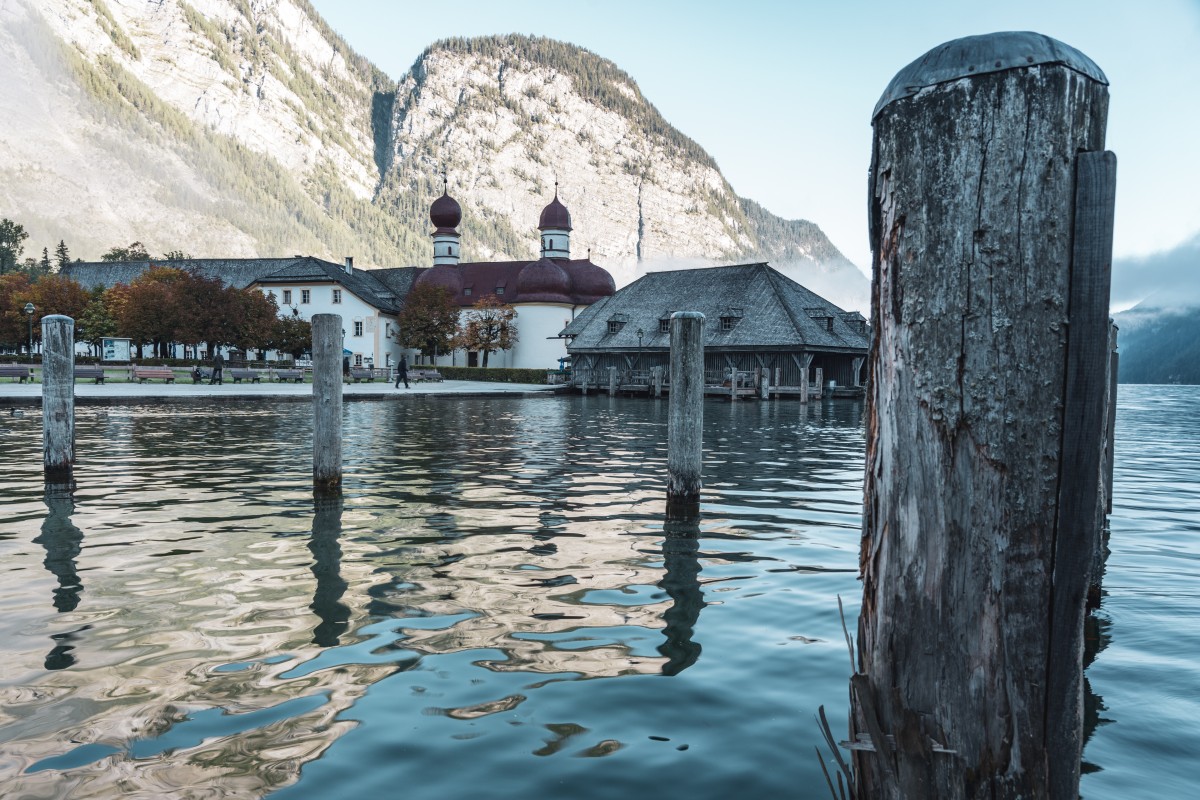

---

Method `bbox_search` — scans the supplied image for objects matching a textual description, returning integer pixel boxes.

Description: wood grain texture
[41,315,75,480]
[857,64,1110,800]
[667,312,704,517]
[312,314,343,492]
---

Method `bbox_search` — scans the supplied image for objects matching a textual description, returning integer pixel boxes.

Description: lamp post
[636,327,644,369]
[24,302,35,357]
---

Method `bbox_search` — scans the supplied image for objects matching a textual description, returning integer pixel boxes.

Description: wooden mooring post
[608,366,617,397]
[667,312,704,518]
[652,365,664,398]
[312,314,343,493]
[853,32,1114,800]
[41,315,75,481]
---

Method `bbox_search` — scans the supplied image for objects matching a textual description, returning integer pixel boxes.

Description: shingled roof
[61,258,309,291]
[562,263,869,354]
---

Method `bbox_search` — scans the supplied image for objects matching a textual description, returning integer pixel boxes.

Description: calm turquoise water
[0,387,1195,798]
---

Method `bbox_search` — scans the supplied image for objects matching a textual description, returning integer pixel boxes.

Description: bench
[410,368,443,382]
[230,368,262,383]
[0,365,33,382]
[132,366,175,383]
[74,365,105,384]
[274,369,305,382]
[349,367,385,382]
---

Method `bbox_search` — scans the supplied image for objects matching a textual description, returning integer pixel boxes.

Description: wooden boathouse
[559,263,870,399]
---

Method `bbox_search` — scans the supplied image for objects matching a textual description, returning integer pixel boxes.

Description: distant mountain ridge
[1,0,866,308]
[1113,305,1200,384]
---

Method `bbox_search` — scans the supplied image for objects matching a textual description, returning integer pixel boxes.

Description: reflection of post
[667,312,704,518]
[312,314,343,493]
[309,495,350,647]
[657,519,705,675]
[42,315,75,480]
[35,483,85,670]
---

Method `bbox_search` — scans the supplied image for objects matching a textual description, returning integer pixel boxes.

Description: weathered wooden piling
[311,314,343,493]
[41,315,75,480]
[813,367,823,400]
[667,312,704,517]
[854,32,1113,800]
[652,365,664,398]
[608,366,618,397]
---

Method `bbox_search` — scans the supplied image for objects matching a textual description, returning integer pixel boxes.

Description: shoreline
[0,379,561,406]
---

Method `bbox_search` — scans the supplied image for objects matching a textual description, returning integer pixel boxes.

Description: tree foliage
[394,283,459,358]
[269,308,313,358]
[0,272,34,346]
[0,218,29,275]
[101,241,152,261]
[457,295,518,368]
[55,240,71,270]
[78,286,117,355]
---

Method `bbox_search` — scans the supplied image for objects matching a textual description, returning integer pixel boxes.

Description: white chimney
[344,256,354,273]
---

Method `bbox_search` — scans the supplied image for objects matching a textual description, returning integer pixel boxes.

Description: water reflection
[34,483,85,670]
[658,519,705,676]
[309,496,349,647]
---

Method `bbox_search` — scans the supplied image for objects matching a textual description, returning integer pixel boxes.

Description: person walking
[394,355,409,389]
[209,350,225,385]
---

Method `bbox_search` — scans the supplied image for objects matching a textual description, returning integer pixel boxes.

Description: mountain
[0,0,867,308]
[1113,305,1200,384]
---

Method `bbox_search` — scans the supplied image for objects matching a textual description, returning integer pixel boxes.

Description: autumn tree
[0,272,34,347]
[111,265,188,358]
[173,271,233,353]
[457,295,518,368]
[29,274,89,323]
[394,283,459,359]
[229,288,279,355]
[0,218,28,274]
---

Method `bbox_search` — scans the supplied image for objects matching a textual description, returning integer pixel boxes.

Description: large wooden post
[312,314,343,493]
[41,315,75,480]
[667,312,704,518]
[855,32,1113,799]
[608,366,617,397]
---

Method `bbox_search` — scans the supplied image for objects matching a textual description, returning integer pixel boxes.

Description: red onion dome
[430,191,462,230]
[516,258,573,302]
[566,260,616,304]
[538,193,572,231]
[415,264,463,295]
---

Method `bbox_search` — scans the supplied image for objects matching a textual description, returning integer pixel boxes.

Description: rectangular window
[282,290,292,305]
[332,289,342,304]
[826,318,834,332]
[354,354,363,366]
[354,321,363,336]
[659,319,670,334]
[720,317,735,331]
[301,289,311,304]
[463,287,473,296]
[495,286,504,295]
[607,320,622,334]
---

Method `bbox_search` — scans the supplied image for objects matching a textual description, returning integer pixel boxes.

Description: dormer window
[659,319,670,334]
[718,306,744,332]
[463,287,473,296]
[720,316,737,331]
[496,286,505,295]
[607,320,623,334]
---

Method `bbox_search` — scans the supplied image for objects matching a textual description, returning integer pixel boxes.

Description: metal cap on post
[667,311,704,519]
[312,314,343,493]
[41,315,75,481]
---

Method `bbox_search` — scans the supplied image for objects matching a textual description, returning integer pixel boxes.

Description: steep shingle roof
[254,258,405,313]
[562,263,869,354]
[62,258,308,291]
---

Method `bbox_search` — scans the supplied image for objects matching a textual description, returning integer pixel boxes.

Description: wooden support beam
[312,314,343,494]
[41,315,75,481]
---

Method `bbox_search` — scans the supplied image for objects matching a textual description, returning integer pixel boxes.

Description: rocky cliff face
[1,2,866,307]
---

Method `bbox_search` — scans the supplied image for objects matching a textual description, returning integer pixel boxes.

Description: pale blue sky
[311,0,1200,280]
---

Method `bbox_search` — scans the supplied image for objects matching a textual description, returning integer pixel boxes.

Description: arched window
[548,238,554,250]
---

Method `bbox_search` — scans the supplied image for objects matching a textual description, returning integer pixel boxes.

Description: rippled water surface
[0,388,1195,798]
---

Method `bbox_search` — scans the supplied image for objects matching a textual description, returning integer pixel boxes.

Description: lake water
[0,387,1195,798]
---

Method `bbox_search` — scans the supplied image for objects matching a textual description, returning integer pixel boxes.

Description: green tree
[457,295,518,368]
[163,250,192,261]
[394,283,460,359]
[39,248,52,276]
[270,308,313,359]
[55,240,71,270]
[77,286,118,356]
[229,287,279,355]
[0,218,28,275]
[101,241,151,262]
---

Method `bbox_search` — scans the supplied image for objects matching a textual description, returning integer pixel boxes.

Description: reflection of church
[415,183,617,369]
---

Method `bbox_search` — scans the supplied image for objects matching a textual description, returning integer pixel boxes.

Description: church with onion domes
[411,181,616,369]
